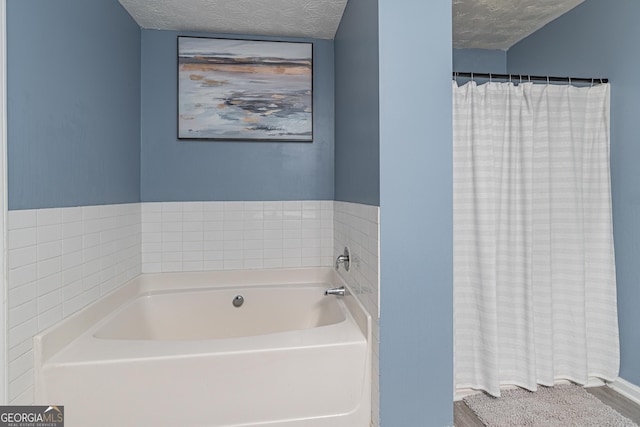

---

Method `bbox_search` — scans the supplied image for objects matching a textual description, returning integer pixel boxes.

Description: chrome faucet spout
[324,286,346,297]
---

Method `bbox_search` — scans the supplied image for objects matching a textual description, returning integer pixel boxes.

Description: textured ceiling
[118,0,348,40]
[118,0,584,48]
[453,0,584,50]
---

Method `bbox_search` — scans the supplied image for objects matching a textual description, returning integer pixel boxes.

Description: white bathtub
[34,268,371,427]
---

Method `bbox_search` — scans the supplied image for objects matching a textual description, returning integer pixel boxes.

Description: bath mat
[463,384,639,427]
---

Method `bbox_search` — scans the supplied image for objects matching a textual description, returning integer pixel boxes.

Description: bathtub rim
[34,267,370,366]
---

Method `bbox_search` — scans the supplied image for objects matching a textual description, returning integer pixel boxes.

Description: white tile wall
[141,201,334,273]
[7,203,141,403]
[333,201,380,427]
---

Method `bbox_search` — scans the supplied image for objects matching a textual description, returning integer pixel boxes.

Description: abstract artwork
[178,37,313,141]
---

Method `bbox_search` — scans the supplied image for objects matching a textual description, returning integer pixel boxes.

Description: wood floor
[454,386,640,426]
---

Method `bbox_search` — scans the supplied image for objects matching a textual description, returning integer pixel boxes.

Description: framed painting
[177,36,313,141]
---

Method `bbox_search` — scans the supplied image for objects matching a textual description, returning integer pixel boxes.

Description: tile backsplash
[141,201,334,273]
[7,203,141,403]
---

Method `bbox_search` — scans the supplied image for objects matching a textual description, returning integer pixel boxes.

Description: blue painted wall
[453,48,507,74]
[7,0,141,210]
[140,30,334,202]
[379,0,453,425]
[508,0,640,387]
[334,0,379,206]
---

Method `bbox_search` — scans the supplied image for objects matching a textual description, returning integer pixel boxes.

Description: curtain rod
[453,72,608,84]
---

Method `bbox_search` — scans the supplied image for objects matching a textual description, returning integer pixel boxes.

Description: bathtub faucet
[324,286,346,297]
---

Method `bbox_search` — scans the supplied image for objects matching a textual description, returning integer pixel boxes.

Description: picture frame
[177,36,313,141]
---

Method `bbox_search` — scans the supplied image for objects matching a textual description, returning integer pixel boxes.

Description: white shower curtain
[453,81,619,397]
